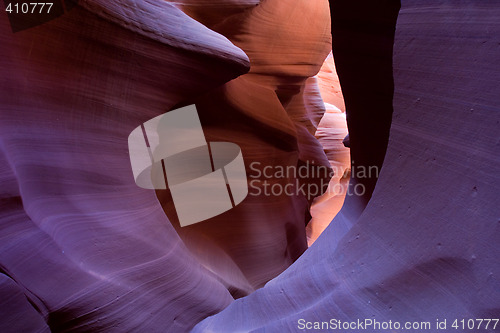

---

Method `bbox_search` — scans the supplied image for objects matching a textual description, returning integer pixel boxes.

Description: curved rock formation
[2,0,500,331]
[193,0,500,331]
[156,0,333,296]
[1,0,334,330]
[0,1,249,331]
[306,53,350,245]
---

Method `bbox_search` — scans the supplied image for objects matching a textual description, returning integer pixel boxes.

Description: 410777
[5,2,53,14]
[452,319,499,330]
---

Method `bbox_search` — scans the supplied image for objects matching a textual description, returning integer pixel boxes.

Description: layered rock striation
[193,0,500,331]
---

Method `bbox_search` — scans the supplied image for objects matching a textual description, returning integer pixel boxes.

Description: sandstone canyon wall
[1,0,499,332]
[1,0,333,331]
[194,0,500,331]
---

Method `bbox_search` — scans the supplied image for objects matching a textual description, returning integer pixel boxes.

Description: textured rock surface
[307,103,349,245]
[193,0,500,331]
[316,52,345,113]
[2,0,500,332]
[0,2,249,331]
[156,0,333,296]
[1,0,333,331]
[307,54,350,245]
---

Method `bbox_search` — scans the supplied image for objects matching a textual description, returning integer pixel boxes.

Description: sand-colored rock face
[316,52,345,112]
[307,53,350,245]
[307,106,350,245]
[169,0,261,29]
[155,0,334,296]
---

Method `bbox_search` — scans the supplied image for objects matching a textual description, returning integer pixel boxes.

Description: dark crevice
[329,0,401,215]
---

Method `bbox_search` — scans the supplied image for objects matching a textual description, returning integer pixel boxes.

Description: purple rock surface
[1,0,499,332]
